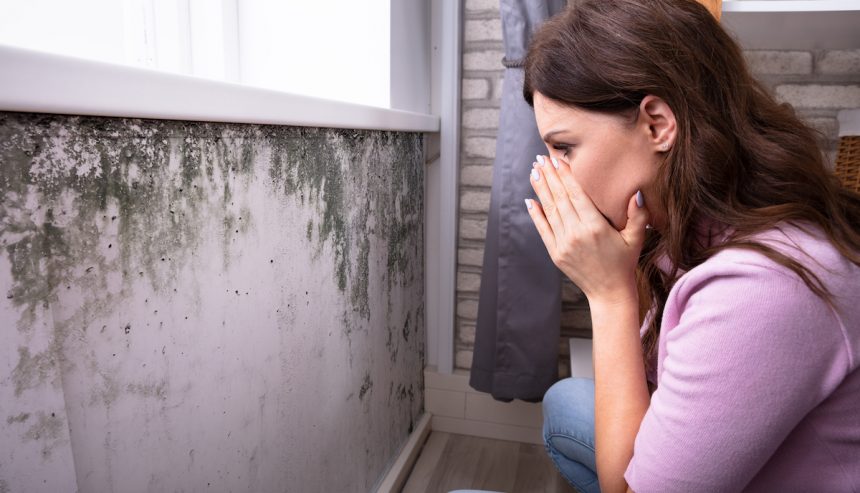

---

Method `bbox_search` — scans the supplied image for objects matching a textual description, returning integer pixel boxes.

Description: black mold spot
[126,380,168,400]
[358,372,373,401]
[0,113,265,333]
[3,114,422,329]
[385,323,397,363]
[1,113,427,459]
[11,347,56,397]
[266,127,423,320]
[21,410,65,460]
[402,311,411,342]
[6,412,31,424]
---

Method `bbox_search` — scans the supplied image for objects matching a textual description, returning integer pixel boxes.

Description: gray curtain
[469,0,570,402]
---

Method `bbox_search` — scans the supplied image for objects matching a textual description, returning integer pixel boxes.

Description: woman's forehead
[535,100,623,137]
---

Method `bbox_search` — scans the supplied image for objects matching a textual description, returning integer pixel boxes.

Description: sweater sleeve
[624,258,851,492]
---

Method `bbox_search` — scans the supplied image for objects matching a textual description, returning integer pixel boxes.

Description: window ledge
[722,1,860,12]
[0,44,439,133]
[721,3,860,50]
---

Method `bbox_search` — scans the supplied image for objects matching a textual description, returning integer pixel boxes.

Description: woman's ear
[639,95,677,153]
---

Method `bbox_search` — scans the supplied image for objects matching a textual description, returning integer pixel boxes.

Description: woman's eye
[552,145,571,158]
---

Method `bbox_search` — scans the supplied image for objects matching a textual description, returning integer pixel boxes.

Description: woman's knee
[541,377,597,471]
[542,377,595,425]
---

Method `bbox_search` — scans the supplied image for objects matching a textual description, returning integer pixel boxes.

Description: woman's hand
[525,155,651,307]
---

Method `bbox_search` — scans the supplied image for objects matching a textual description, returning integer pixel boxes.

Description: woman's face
[532,91,673,232]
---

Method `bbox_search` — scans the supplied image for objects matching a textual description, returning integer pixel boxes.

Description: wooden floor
[401,431,578,493]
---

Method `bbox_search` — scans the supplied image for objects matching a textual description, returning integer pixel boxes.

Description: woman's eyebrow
[542,129,571,143]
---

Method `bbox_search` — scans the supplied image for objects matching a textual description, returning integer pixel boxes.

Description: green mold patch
[6,412,31,424]
[10,346,58,397]
[21,410,67,460]
[1,111,424,396]
[265,127,424,322]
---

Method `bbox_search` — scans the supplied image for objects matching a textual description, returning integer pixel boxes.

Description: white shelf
[0,44,440,133]
[723,1,860,12]
[721,3,860,49]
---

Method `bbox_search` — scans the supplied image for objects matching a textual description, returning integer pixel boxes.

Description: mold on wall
[0,111,425,492]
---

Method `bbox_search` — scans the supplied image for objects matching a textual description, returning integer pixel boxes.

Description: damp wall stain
[0,111,425,492]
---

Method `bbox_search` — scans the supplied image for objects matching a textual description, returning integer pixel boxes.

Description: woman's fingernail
[524,198,533,210]
[536,155,545,165]
[531,168,540,181]
[551,157,559,169]
[636,190,644,208]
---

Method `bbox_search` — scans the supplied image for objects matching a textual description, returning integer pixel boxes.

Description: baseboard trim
[424,366,545,444]
[377,368,559,491]
[374,412,432,493]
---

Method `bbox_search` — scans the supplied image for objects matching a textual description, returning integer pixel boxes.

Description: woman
[521,0,860,492]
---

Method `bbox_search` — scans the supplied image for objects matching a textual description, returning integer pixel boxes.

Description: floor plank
[402,432,451,491]
[401,431,578,493]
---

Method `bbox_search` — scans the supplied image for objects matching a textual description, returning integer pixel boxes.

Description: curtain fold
[468,0,569,403]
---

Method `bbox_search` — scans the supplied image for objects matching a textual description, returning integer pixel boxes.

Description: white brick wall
[776,84,860,109]
[462,108,501,129]
[460,190,491,212]
[463,136,496,158]
[460,165,493,187]
[818,50,860,74]
[462,78,490,100]
[464,19,503,42]
[458,247,484,267]
[455,8,860,372]
[744,50,812,75]
[464,0,499,13]
[463,50,506,72]
[459,218,488,241]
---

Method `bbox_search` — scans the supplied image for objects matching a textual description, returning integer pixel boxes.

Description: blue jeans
[542,377,601,493]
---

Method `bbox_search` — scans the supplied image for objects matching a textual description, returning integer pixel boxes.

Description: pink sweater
[624,220,860,492]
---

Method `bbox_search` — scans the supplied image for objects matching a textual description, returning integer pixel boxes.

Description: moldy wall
[0,111,425,492]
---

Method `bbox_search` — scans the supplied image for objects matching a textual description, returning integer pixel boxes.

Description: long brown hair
[522,0,860,377]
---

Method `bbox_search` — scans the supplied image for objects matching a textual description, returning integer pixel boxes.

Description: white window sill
[722,1,860,12]
[721,2,860,50]
[0,44,439,133]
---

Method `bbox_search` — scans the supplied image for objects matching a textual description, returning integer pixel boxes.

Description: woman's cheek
[587,178,627,230]
[578,169,608,208]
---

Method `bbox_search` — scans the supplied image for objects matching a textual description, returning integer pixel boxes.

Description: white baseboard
[374,412,432,493]
[378,366,595,490]
[423,366,544,445]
